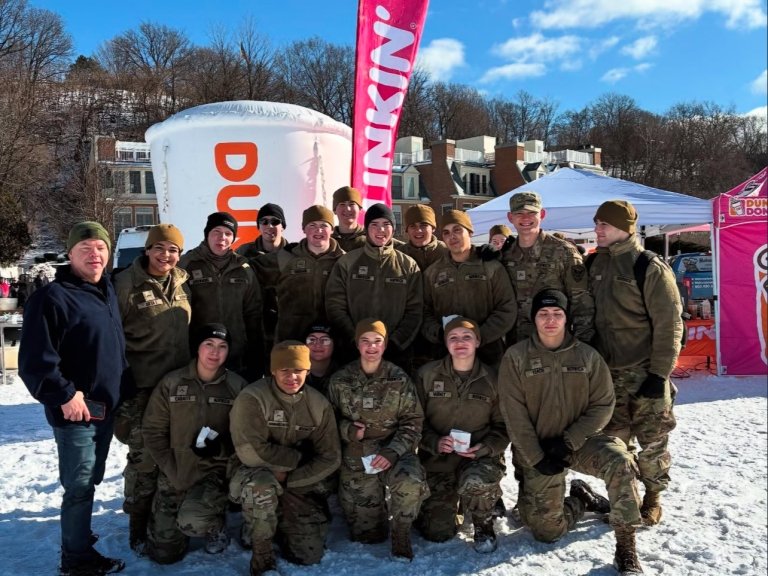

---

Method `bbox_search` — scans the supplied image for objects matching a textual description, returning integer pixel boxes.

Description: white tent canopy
[468,168,713,242]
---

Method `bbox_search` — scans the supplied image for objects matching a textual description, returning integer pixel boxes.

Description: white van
[113,226,152,270]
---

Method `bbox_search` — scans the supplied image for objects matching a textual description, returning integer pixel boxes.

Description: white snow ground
[1,369,765,576]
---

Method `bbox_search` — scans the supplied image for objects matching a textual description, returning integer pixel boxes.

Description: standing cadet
[254,205,344,343]
[415,317,509,553]
[499,289,645,575]
[500,191,594,344]
[141,324,247,564]
[20,221,129,576]
[113,223,192,554]
[422,210,517,367]
[590,200,682,528]
[236,203,288,358]
[180,212,264,380]
[325,203,422,367]
[331,186,367,252]
[396,204,448,271]
[304,324,338,398]
[229,341,341,575]
[328,319,429,561]
[488,224,513,251]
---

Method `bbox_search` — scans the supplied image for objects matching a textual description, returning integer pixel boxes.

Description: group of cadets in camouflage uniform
[107,185,681,576]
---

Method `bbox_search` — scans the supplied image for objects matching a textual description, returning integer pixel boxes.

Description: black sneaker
[570,479,610,514]
[473,518,497,554]
[60,552,125,576]
[490,497,506,519]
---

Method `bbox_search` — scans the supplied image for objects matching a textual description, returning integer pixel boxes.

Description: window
[113,171,126,195]
[441,204,452,215]
[145,171,156,195]
[135,207,155,226]
[463,171,489,195]
[391,175,403,200]
[462,203,473,210]
[114,208,132,233]
[392,205,403,236]
[405,176,417,199]
[129,171,142,194]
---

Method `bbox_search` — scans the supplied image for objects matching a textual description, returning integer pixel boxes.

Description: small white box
[361,454,380,474]
[450,429,472,452]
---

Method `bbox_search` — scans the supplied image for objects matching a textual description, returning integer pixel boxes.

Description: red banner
[352,0,430,209]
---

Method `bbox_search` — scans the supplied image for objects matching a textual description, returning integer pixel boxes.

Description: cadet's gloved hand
[637,373,666,399]
[534,455,567,476]
[191,435,223,459]
[501,235,516,252]
[477,243,501,262]
[296,439,314,466]
[540,436,571,462]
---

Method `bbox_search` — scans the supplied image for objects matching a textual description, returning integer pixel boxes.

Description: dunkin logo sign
[756,245,768,366]
[729,197,768,218]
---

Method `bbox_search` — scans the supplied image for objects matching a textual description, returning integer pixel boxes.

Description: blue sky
[33,0,767,120]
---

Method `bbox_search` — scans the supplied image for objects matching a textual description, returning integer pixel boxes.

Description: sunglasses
[259,218,282,226]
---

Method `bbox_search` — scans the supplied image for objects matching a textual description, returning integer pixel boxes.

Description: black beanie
[364,203,395,228]
[258,203,286,228]
[530,289,569,321]
[204,212,238,238]
[193,323,231,352]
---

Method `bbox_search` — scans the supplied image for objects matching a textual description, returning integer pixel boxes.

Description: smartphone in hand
[83,398,106,420]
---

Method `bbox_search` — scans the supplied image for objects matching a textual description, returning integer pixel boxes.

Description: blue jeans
[53,420,114,566]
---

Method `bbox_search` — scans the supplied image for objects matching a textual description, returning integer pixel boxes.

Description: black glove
[501,235,516,252]
[540,436,571,462]
[637,373,666,399]
[534,455,567,476]
[477,243,501,262]
[191,434,223,459]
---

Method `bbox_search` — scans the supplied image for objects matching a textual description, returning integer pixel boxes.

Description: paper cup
[450,429,472,452]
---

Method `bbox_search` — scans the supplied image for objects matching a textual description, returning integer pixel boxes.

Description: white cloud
[416,38,465,82]
[621,35,658,59]
[589,36,621,59]
[744,105,767,120]
[601,63,653,83]
[750,69,767,94]
[530,0,767,31]
[491,33,581,62]
[480,62,547,83]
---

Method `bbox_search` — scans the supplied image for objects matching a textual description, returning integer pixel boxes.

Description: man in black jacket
[20,221,130,576]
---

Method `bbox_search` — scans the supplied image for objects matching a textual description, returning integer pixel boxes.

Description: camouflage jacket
[501,231,594,343]
[416,356,509,472]
[114,257,191,389]
[179,243,264,378]
[498,332,614,467]
[332,225,367,253]
[253,238,345,342]
[396,235,449,271]
[328,359,423,469]
[142,360,247,491]
[230,378,341,490]
[588,235,683,378]
[422,251,517,347]
[325,242,423,350]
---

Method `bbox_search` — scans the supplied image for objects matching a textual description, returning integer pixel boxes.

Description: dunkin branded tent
[713,167,768,376]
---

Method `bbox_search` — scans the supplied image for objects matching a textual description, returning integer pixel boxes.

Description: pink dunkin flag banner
[352,0,430,208]
[714,167,768,375]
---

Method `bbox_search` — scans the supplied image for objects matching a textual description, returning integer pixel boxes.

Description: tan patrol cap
[509,191,542,213]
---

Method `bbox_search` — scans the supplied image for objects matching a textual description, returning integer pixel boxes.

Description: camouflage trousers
[605,367,677,493]
[146,470,229,564]
[520,434,642,543]
[229,466,333,565]
[416,456,505,542]
[339,452,429,540]
[117,389,158,517]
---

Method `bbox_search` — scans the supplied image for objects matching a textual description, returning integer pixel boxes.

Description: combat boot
[472,516,497,554]
[204,527,230,554]
[249,538,276,576]
[128,513,148,555]
[570,479,611,514]
[640,491,663,526]
[390,522,414,562]
[613,525,644,575]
